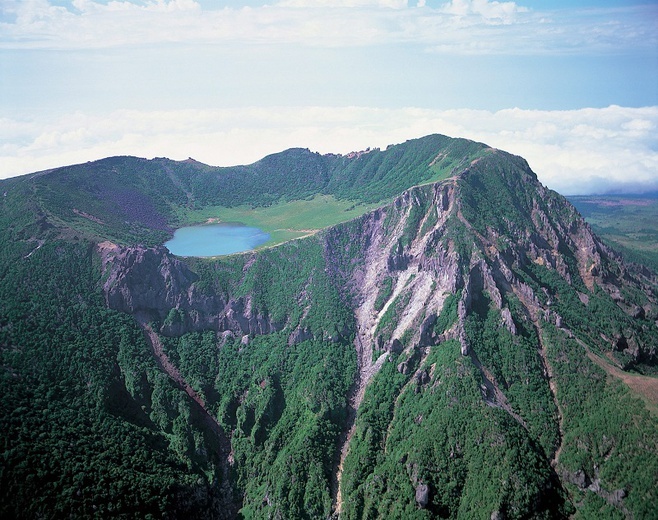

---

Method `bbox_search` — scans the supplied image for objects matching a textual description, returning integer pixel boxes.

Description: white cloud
[0,0,654,53]
[275,0,408,8]
[440,0,527,24]
[70,0,201,13]
[2,105,657,195]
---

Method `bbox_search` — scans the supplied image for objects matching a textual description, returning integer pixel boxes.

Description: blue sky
[1,0,657,194]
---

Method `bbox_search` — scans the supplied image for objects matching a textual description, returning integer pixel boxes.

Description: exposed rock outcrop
[415,483,429,508]
[99,242,283,337]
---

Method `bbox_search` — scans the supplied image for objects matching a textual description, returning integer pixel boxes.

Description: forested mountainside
[1,135,657,519]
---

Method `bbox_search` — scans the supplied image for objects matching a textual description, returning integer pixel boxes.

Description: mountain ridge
[3,134,486,246]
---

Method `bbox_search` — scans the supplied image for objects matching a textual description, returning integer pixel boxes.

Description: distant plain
[569,194,658,272]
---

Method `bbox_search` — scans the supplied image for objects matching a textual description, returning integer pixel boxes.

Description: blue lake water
[164,223,271,257]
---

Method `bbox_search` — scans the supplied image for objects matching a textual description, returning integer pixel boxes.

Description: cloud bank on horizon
[2,105,656,195]
[1,0,657,195]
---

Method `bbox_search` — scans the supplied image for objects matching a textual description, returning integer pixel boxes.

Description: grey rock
[501,307,516,335]
[609,488,626,506]
[415,483,429,508]
[288,326,313,346]
[389,338,403,353]
[572,469,591,489]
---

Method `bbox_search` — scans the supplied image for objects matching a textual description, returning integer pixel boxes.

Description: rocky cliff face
[99,147,658,372]
[99,242,282,338]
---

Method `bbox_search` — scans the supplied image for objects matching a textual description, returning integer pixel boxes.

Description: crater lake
[164,223,271,257]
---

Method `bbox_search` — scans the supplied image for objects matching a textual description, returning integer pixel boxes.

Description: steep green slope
[340,341,566,519]
[0,212,235,516]
[333,152,658,519]
[1,136,657,519]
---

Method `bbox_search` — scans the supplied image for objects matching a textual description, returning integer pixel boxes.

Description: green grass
[422,146,489,186]
[171,157,458,252]
[177,195,385,247]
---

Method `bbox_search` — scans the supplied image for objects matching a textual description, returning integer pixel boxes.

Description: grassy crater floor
[173,194,386,249]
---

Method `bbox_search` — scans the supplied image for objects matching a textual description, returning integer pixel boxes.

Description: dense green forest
[1,135,657,518]
[0,212,229,516]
